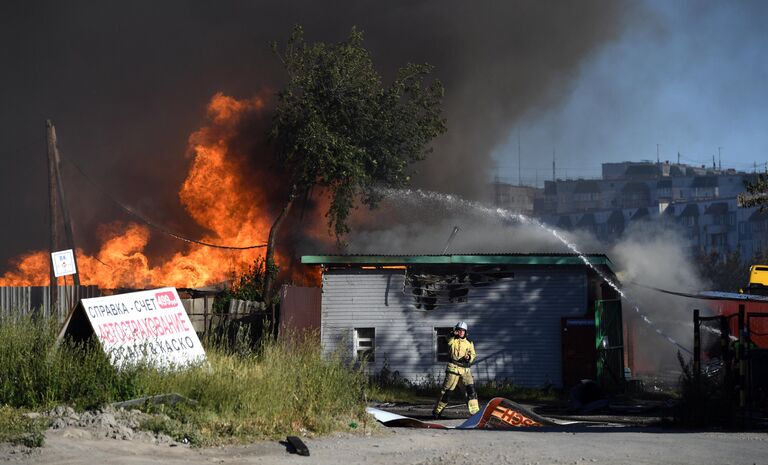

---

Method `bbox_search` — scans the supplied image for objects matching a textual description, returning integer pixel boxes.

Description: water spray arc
[378,187,693,356]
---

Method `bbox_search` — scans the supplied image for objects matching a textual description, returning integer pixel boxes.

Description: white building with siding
[301,254,621,388]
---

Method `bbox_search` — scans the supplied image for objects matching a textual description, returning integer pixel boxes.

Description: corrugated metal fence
[0,285,102,321]
[183,297,264,334]
[0,286,264,337]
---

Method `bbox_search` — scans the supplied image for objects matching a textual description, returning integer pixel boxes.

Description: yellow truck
[745,265,768,295]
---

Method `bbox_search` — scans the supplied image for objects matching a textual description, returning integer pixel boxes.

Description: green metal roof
[301,253,614,268]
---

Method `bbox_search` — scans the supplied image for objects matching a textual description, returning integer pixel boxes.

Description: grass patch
[0,406,48,448]
[0,314,369,446]
[134,335,368,445]
[0,314,147,410]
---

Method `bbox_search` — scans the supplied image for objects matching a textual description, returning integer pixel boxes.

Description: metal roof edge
[301,254,614,269]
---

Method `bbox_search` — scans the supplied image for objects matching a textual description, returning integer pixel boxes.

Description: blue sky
[492,0,768,185]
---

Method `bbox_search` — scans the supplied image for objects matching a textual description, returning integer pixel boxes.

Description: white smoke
[609,222,710,378]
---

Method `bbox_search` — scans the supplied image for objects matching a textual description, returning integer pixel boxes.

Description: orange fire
[0,93,319,289]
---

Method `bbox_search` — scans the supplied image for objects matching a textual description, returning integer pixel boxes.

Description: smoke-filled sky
[0,0,630,267]
[1,0,765,268]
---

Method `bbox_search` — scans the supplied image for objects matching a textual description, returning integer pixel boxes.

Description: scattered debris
[367,397,574,430]
[45,405,178,444]
[286,435,310,456]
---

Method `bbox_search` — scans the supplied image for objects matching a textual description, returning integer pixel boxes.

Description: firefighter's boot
[467,399,480,414]
[433,388,452,418]
[432,401,447,419]
[466,384,480,414]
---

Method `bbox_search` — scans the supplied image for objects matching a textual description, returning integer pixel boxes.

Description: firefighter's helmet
[455,321,468,331]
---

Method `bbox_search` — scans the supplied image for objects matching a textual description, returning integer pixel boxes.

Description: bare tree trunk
[262,188,297,317]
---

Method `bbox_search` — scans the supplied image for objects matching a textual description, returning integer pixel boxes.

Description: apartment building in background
[491,160,767,260]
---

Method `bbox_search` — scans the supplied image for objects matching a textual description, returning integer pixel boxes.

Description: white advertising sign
[51,249,77,277]
[77,287,206,368]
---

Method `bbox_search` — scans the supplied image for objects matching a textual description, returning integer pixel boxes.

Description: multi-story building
[491,177,541,214]
[492,161,767,261]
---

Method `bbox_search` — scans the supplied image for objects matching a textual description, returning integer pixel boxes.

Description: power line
[60,153,268,250]
[91,255,114,269]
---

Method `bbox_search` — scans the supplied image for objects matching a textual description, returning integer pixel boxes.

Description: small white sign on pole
[59,287,207,369]
[51,249,77,277]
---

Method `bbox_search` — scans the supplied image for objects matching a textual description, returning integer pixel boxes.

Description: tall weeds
[0,314,368,443]
[0,314,144,409]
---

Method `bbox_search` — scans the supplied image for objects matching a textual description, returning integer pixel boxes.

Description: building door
[561,318,597,389]
[595,299,624,392]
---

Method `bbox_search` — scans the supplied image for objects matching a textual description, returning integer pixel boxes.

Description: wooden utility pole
[46,120,80,311]
[47,121,61,308]
[51,123,80,288]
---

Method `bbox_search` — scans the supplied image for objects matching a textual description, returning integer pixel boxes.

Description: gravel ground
[3,404,767,465]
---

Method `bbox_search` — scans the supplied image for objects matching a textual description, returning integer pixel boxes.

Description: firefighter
[432,321,479,418]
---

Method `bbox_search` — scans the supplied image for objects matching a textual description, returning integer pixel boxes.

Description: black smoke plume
[0,0,633,265]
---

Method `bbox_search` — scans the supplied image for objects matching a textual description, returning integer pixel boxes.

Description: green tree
[263,26,446,302]
[695,250,747,292]
[739,172,768,210]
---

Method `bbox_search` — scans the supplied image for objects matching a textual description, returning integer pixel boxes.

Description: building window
[435,327,453,362]
[354,328,375,362]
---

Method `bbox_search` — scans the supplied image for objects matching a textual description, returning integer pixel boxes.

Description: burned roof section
[304,253,617,311]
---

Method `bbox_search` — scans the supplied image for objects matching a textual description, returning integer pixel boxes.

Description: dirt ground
[7,424,767,465]
[4,404,767,465]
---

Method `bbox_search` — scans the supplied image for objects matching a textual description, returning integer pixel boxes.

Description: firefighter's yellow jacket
[446,336,476,374]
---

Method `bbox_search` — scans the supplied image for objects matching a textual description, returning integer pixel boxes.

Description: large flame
[0,93,319,289]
